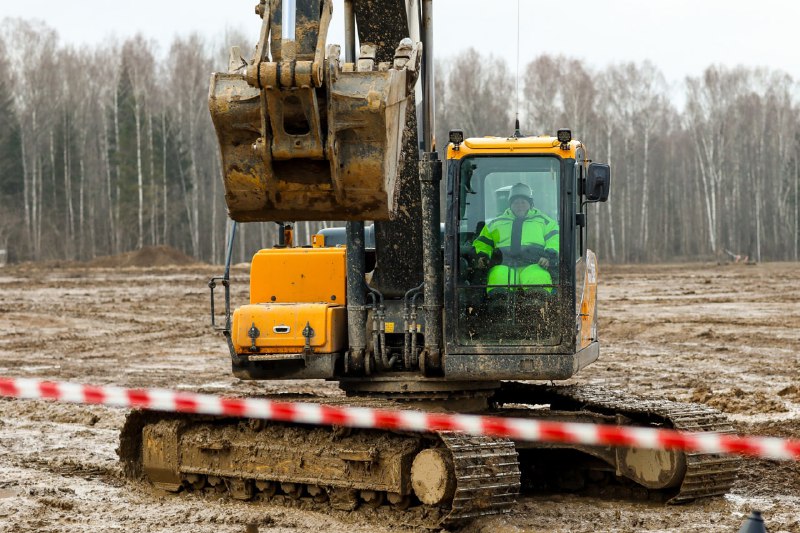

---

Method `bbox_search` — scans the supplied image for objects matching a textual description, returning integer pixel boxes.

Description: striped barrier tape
[1,376,798,460]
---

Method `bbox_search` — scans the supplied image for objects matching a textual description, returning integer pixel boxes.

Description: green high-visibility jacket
[473,207,559,265]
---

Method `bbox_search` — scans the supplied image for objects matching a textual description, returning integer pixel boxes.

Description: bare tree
[522,55,563,134]
[601,62,667,260]
[684,66,749,256]
[165,34,217,258]
[1,19,61,260]
[442,48,515,138]
[120,36,158,250]
[1,19,799,267]
[0,37,24,260]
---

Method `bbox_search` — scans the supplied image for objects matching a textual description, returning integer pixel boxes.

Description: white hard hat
[509,183,533,206]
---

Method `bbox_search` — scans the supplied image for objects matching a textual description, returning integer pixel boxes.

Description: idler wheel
[615,447,687,490]
[411,448,456,506]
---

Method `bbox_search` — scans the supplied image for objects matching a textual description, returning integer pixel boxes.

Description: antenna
[514,0,521,136]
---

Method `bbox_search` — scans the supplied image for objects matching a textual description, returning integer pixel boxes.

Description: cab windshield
[456,155,562,346]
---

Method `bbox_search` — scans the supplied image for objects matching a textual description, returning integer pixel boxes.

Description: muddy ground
[0,257,798,532]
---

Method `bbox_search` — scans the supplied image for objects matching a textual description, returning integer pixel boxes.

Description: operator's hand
[538,257,550,268]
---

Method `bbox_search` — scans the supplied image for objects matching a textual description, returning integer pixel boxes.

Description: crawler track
[119,397,520,529]
[439,432,520,524]
[495,382,741,502]
[119,384,738,528]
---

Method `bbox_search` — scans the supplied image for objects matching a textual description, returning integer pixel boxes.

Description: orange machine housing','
[231,247,347,355]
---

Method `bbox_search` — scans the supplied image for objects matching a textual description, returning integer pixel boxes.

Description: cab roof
[446,136,582,160]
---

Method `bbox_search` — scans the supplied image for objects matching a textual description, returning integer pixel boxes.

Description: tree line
[1,18,798,265]
[435,51,800,263]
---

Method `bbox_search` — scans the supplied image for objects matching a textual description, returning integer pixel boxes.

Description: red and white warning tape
[1,376,798,460]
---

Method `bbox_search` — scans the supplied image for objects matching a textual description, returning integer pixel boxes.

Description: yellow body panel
[579,250,599,349]
[447,137,582,160]
[250,247,346,304]
[232,303,347,354]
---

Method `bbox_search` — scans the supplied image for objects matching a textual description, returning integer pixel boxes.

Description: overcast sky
[2,0,799,92]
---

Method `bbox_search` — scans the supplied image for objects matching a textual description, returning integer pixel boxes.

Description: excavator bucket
[208,0,421,222]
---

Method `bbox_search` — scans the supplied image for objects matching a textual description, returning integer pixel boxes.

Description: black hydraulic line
[368,285,383,302]
[410,288,425,368]
[403,282,424,368]
[224,222,239,361]
[403,283,424,312]
[367,288,377,373]
[410,290,424,310]
[366,285,396,370]
[209,221,238,362]
[371,313,380,371]
[378,311,396,370]
[224,221,238,283]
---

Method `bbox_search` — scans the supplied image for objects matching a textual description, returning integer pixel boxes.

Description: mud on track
[0,261,799,532]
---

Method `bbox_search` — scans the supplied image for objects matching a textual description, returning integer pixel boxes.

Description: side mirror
[586,163,610,202]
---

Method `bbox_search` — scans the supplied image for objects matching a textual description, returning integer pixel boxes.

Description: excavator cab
[442,135,607,380]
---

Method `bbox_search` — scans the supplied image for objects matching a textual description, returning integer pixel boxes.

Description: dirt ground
[1,254,799,532]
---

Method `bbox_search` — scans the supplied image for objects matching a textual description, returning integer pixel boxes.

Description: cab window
[456,156,562,346]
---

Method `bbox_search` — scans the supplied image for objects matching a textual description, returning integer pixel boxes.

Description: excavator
[119,0,739,527]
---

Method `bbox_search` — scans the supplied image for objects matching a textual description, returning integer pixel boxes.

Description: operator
[472,183,559,292]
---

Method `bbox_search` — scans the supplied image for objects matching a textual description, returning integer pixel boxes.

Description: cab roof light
[449,129,464,150]
[557,128,571,150]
